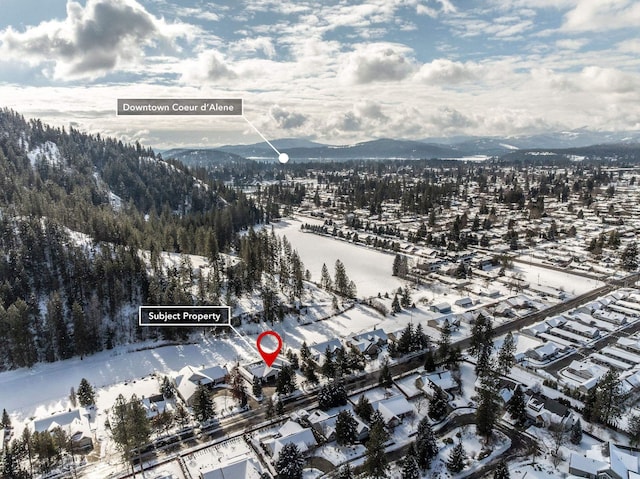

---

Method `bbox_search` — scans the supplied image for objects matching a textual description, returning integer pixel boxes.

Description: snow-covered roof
[375,395,413,424]
[272,427,317,458]
[175,364,227,403]
[33,409,87,434]
[201,457,262,479]
[610,444,640,479]
[569,453,608,476]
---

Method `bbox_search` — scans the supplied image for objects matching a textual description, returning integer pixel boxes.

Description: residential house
[373,395,414,428]
[309,339,344,364]
[174,365,228,406]
[200,457,262,479]
[261,420,317,458]
[33,409,93,451]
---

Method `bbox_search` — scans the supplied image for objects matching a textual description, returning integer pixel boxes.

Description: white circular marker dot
[278,153,289,164]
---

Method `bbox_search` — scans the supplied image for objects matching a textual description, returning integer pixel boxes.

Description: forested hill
[0,108,261,370]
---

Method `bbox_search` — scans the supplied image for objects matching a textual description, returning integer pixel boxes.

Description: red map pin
[256,331,282,367]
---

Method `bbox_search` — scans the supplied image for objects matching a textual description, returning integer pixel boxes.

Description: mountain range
[163,130,640,164]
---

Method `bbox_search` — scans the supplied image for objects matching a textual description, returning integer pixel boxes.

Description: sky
[0,0,639,149]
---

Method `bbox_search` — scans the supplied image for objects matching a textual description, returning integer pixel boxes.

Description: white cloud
[179,50,237,84]
[269,105,308,129]
[340,43,416,84]
[563,0,640,32]
[417,59,482,84]
[0,0,194,80]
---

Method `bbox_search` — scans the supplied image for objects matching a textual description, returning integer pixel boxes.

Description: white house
[174,365,227,405]
[200,457,262,479]
[33,409,93,451]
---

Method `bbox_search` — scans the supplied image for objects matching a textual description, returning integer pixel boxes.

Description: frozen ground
[512,262,601,296]
[272,218,405,298]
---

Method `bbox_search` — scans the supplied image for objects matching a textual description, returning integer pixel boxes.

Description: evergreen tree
[320,263,333,290]
[334,259,350,296]
[401,444,420,479]
[570,419,583,445]
[276,399,285,416]
[192,384,215,422]
[354,394,374,423]
[160,376,175,399]
[276,364,297,396]
[379,358,393,388]
[229,364,247,404]
[321,346,336,379]
[429,387,448,421]
[506,386,527,427]
[596,368,623,425]
[275,443,304,479]
[424,349,436,372]
[401,286,412,308]
[110,394,151,476]
[438,319,452,363]
[77,378,96,407]
[391,294,401,314]
[498,332,516,375]
[476,372,499,441]
[300,341,310,361]
[493,460,510,479]
[303,363,319,387]
[582,384,598,422]
[621,241,638,271]
[415,417,438,470]
[335,410,358,446]
[363,417,389,479]
[447,440,466,473]
[337,464,353,479]
[253,376,263,398]
[1,408,11,429]
[627,414,640,447]
[265,396,275,419]
[469,313,494,377]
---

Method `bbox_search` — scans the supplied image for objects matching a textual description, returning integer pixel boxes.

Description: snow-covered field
[513,262,601,296]
[272,218,405,298]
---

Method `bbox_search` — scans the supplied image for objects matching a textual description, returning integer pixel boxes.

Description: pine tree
[627,414,640,447]
[429,387,448,421]
[447,440,466,473]
[337,464,353,479]
[401,286,412,308]
[391,293,401,313]
[1,408,10,428]
[621,241,638,271]
[276,364,297,395]
[424,349,436,372]
[493,460,510,479]
[354,394,374,423]
[506,386,527,427]
[582,383,598,422]
[77,378,96,407]
[401,444,420,479]
[265,397,275,419]
[192,384,215,422]
[321,263,333,290]
[334,259,350,296]
[596,368,623,425]
[476,372,499,441]
[300,341,310,361]
[438,319,452,363]
[379,358,393,388]
[363,417,389,479]
[160,376,175,399]
[321,346,336,379]
[253,376,263,398]
[498,332,516,375]
[303,363,319,386]
[110,394,151,475]
[275,443,304,479]
[415,417,438,469]
[335,410,358,446]
[570,419,583,445]
[276,399,285,416]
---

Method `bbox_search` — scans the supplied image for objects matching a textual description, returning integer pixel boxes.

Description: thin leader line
[242,114,282,157]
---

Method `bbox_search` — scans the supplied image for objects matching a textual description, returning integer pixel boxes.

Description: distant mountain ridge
[163,129,640,162]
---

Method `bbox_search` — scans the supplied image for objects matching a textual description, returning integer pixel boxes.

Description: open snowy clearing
[272,218,405,298]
